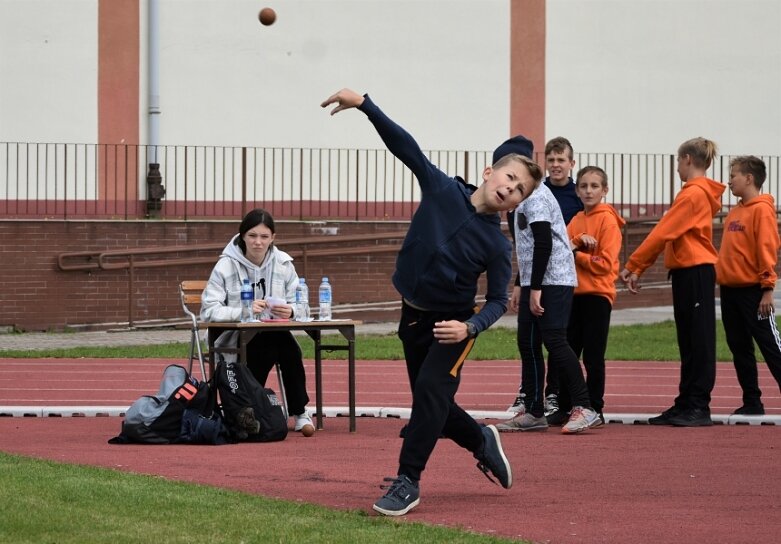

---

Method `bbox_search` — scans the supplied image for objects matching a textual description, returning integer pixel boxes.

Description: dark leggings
[517,285,591,417]
[245,330,310,416]
[560,294,612,413]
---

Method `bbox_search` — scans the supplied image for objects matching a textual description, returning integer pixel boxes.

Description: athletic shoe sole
[485,424,513,489]
[495,423,548,432]
[372,498,420,517]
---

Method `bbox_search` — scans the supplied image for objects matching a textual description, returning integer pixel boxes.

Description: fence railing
[1,142,779,221]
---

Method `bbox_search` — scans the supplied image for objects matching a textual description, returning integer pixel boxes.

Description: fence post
[128,255,135,328]
[241,146,247,213]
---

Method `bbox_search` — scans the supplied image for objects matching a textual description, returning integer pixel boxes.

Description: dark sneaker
[590,412,606,429]
[733,405,765,416]
[668,408,713,427]
[475,425,512,489]
[648,406,680,425]
[372,475,420,516]
[546,408,570,426]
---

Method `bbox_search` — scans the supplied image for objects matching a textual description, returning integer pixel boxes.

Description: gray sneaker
[544,394,560,417]
[372,475,420,516]
[496,412,548,432]
[507,394,526,413]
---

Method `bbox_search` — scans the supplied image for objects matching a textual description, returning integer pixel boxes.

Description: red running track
[1,358,781,544]
[1,358,780,417]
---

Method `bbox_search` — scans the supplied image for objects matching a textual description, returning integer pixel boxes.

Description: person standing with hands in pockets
[619,137,725,427]
[716,156,781,416]
[322,88,543,516]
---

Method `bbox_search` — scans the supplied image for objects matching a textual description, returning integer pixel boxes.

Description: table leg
[312,330,323,430]
[348,336,356,432]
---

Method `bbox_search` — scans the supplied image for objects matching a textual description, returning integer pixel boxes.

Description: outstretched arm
[321,88,442,191]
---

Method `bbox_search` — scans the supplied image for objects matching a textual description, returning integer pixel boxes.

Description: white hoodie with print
[200,233,299,360]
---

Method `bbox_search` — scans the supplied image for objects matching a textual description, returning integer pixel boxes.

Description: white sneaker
[561,406,599,434]
[294,412,313,432]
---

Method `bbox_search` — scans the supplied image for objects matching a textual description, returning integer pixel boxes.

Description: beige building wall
[1,0,779,156]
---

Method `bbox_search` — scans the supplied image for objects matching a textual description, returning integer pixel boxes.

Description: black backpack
[109,364,229,445]
[215,360,288,442]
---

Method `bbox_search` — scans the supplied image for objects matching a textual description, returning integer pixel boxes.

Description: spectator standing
[620,137,725,427]
[506,136,583,418]
[716,156,781,415]
[548,166,625,426]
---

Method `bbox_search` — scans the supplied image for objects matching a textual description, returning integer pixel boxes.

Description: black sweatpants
[517,285,590,417]
[246,330,310,416]
[670,264,716,411]
[397,302,483,483]
[561,294,613,413]
[720,285,781,406]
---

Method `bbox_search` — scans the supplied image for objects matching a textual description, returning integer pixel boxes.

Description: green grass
[0,452,522,544]
[2,319,778,362]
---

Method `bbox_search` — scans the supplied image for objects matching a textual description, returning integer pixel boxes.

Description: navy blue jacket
[359,96,510,333]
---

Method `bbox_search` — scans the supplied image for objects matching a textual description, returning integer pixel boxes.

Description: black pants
[720,285,781,406]
[670,264,716,411]
[560,294,612,413]
[246,330,310,416]
[397,302,483,482]
[517,286,590,417]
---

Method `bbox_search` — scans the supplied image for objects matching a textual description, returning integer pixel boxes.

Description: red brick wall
[0,219,722,331]
[0,221,404,331]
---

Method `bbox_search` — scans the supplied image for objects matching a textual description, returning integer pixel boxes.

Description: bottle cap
[323,277,329,282]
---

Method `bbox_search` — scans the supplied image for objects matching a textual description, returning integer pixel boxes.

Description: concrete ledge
[2,405,778,426]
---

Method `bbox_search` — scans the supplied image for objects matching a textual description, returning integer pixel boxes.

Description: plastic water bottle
[240,278,254,322]
[318,277,332,321]
[295,278,310,322]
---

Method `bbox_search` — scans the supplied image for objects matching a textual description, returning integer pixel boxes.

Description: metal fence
[1,142,779,221]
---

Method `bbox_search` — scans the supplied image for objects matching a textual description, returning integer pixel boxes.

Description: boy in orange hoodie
[619,137,725,427]
[716,156,781,416]
[548,166,625,425]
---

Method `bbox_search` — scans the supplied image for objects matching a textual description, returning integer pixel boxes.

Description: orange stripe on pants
[449,337,475,377]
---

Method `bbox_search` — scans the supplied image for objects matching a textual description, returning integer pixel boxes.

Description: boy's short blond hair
[494,154,544,184]
[678,137,718,169]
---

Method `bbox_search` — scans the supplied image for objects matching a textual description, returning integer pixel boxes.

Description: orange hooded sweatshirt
[716,194,779,289]
[625,176,725,276]
[568,203,626,304]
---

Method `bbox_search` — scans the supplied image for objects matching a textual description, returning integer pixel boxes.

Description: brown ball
[301,423,315,437]
[258,7,276,26]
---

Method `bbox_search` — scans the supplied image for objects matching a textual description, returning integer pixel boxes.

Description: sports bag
[109,364,228,445]
[215,360,288,442]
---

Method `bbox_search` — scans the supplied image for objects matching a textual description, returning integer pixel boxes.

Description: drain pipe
[145,0,164,217]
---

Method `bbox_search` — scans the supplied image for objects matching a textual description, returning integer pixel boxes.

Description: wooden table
[200,320,361,432]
